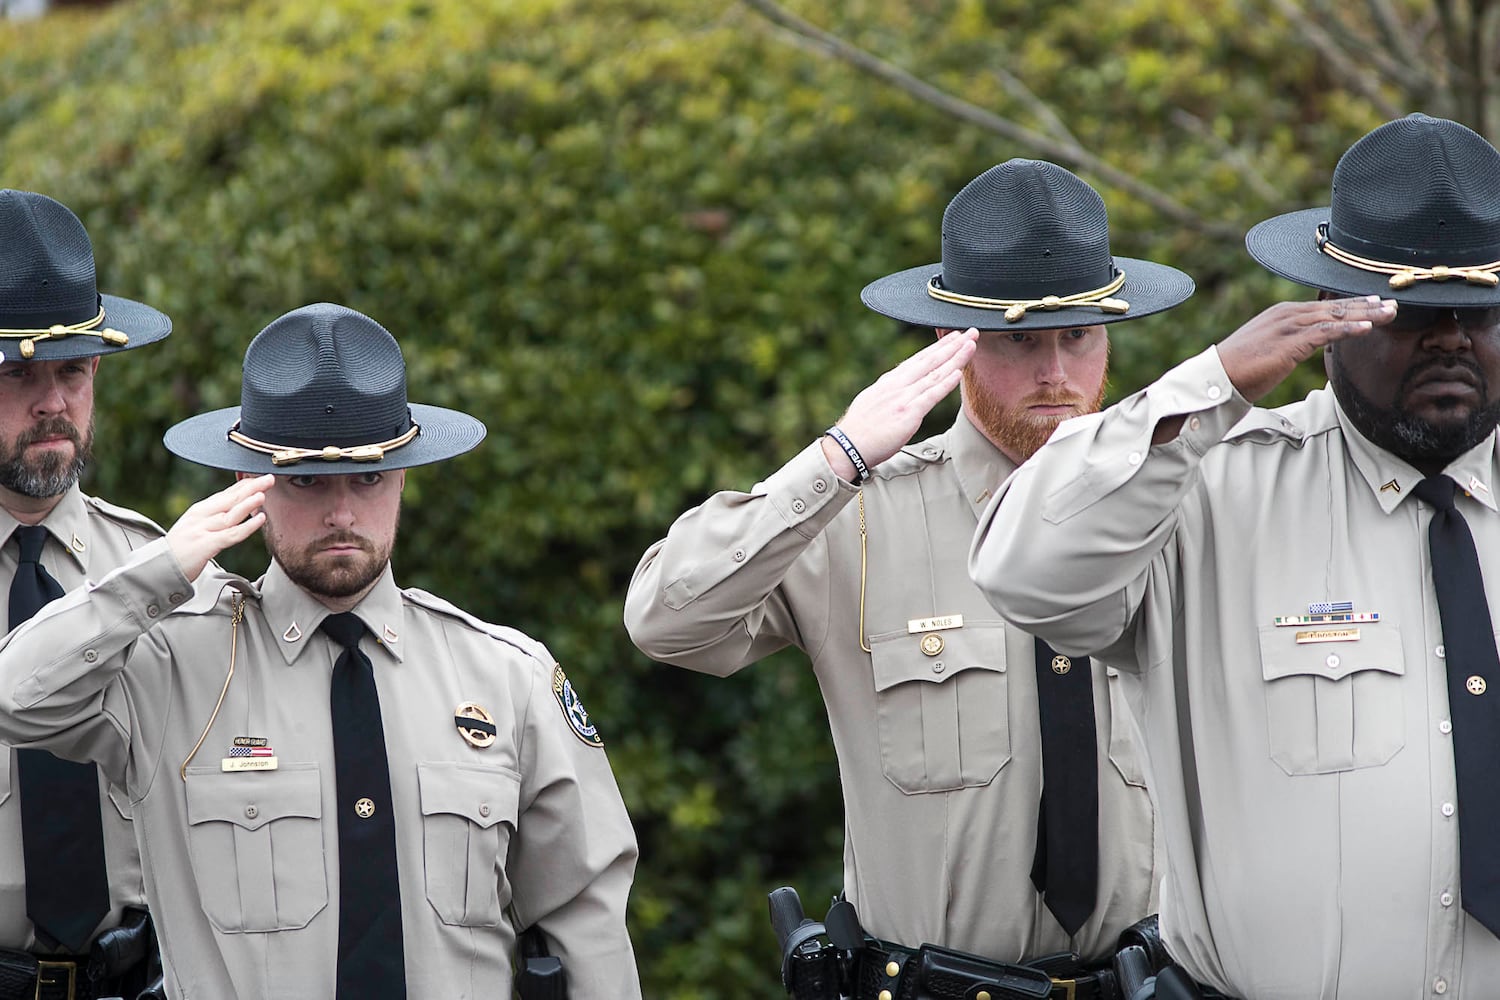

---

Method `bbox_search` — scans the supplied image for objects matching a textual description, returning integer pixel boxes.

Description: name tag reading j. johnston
[1294,628,1361,644]
[908,614,963,634]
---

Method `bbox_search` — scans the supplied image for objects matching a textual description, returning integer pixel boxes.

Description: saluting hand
[165,474,273,582]
[822,328,978,482]
[1217,296,1396,403]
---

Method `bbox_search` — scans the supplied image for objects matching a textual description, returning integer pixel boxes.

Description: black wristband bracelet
[824,426,871,484]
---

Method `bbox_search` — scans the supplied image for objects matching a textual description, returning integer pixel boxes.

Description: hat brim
[163,402,486,475]
[1247,206,1500,307]
[860,256,1194,331]
[0,294,172,363]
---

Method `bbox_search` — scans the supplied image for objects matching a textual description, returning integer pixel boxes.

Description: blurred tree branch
[739,0,1245,242]
[743,0,1500,237]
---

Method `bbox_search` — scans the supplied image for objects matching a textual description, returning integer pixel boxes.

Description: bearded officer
[972,115,1500,998]
[0,190,172,998]
[0,303,640,999]
[625,161,1193,992]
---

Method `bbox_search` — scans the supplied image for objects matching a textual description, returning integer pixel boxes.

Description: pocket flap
[185,763,322,831]
[869,621,1007,693]
[1259,624,1404,682]
[418,761,520,830]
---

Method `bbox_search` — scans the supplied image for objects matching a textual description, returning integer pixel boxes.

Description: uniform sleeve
[968,347,1251,664]
[0,537,190,788]
[622,440,857,674]
[507,662,641,1000]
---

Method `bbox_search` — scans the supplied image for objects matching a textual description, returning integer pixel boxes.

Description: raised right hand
[165,474,273,582]
[821,327,978,481]
[1217,296,1396,403]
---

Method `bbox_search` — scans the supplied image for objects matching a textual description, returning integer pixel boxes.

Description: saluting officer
[0,190,171,997]
[972,115,1500,998]
[625,161,1192,985]
[0,303,641,999]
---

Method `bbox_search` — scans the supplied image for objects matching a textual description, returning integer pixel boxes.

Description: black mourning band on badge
[455,715,498,737]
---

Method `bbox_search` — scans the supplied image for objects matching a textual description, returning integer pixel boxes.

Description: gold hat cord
[227,421,421,467]
[1315,224,1500,289]
[926,271,1128,322]
[0,306,129,358]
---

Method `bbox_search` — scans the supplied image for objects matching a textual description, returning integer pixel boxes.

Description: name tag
[908,614,963,634]
[221,757,279,772]
[1294,628,1361,644]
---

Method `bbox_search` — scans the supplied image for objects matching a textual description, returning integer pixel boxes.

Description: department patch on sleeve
[552,665,604,748]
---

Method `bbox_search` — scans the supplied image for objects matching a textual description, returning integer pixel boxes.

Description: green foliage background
[0,0,1389,994]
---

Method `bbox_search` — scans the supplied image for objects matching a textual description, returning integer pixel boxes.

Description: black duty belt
[853,940,1119,1000]
[0,947,115,1000]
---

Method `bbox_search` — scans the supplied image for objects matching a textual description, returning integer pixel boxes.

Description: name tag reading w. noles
[908,614,963,634]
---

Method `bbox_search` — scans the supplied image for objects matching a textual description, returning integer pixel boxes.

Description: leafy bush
[0,1,1382,994]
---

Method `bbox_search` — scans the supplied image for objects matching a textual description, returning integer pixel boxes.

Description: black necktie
[321,612,406,999]
[1030,636,1099,936]
[1415,475,1500,935]
[11,524,110,952]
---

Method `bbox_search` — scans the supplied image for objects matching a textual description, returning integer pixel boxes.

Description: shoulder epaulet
[1223,398,1327,446]
[877,435,947,479]
[401,587,553,665]
[82,495,167,539]
[174,572,259,617]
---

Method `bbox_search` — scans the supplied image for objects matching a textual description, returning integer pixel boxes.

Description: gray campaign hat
[164,303,485,475]
[1246,114,1500,307]
[861,159,1194,331]
[0,190,171,360]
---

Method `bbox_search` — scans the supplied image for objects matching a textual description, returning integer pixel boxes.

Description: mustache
[1021,391,1089,409]
[17,418,81,448]
[1400,356,1487,396]
[307,532,375,554]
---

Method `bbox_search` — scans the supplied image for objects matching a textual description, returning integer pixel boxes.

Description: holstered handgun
[1112,915,1204,1000]
[90,907,152,982]
[515,925,567,1000]
[768,887,845,1000]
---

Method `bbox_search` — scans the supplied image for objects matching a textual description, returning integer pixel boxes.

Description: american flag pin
[221,736,278,772]
[1308,601,1354,615]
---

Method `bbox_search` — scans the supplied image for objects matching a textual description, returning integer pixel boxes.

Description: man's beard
[965,368,1109,462]
[265,518,395,601]
[0,416,92,499]
[1329,352,1500,466]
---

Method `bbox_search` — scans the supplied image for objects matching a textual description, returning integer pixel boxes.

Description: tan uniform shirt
[0,486,157,951]
[970,345,1500,998]
[625,411,1157,962]
[0,540,641,1000]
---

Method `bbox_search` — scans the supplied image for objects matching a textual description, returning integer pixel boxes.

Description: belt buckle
[1050,977,1077,1000]
[34,959,77,1000]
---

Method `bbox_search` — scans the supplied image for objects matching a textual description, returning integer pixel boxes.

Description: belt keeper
[824,426,871,484]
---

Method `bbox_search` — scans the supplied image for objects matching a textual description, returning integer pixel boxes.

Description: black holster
[515,925,567,1000]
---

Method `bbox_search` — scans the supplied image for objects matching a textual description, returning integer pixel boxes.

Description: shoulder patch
[401,587,552,663]
[83,495,167,539]
[551,665,604,748]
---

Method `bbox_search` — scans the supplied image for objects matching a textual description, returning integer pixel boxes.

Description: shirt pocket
[418,760,520,928]
[183,763,328,932]
[869,621,1010,793]
[1258,624,1406,775]
[1106,667,1148,788]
